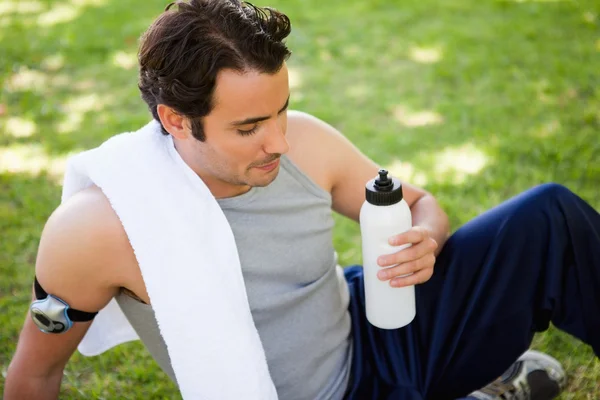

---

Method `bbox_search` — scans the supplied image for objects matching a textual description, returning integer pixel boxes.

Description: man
[5,1,599,399]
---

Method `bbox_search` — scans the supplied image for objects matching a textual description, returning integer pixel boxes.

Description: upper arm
[286,111,429,222]
[35,186,123,312]
[10,186,128,376]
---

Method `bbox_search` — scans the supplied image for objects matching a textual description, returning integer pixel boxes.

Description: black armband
[30,277,98,334]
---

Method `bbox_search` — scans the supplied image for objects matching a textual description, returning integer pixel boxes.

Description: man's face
[181,64,290,198]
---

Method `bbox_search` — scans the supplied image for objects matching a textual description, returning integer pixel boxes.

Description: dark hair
[138,0,292,141]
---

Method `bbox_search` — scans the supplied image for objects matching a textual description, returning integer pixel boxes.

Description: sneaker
[468,349,567,400]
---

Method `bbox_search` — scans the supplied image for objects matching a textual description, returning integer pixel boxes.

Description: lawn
[1,0,599,398]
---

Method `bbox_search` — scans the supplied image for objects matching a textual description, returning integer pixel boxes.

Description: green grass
[1,0,599,398]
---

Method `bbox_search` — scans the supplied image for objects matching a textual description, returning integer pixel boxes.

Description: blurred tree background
[1,0,599,398]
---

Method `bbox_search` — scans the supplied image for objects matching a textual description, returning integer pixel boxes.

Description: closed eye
[237,125,259,136]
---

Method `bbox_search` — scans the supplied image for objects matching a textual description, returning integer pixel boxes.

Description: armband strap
[34,276,98,322]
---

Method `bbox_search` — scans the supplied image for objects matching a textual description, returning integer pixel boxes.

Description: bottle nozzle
[374,169,393,191]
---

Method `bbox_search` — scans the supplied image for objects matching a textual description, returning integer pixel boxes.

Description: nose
[263,118,289,155]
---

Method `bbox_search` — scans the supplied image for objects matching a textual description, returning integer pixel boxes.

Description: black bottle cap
[365,169,403,206]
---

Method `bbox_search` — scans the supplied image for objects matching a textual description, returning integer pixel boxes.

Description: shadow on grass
[1,0,166,156]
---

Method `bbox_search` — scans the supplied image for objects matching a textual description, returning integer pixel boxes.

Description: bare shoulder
[44,185,128,258]
[48,185,124,238]
[286,110,361,193]
[36,185,137,311]
[286,110,346,149]
[286,110,406,222]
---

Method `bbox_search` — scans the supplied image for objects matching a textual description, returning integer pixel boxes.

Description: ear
[157,104,190,140]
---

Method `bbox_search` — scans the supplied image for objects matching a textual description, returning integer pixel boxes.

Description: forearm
[4,363,63,400]
[410,194,450,255]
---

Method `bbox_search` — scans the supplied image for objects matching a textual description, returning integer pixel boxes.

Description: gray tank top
[116,155,353,400]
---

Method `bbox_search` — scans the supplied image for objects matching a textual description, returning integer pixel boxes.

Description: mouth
[253,158,280,172]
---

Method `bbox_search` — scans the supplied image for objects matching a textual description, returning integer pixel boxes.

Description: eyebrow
[230,95,290,126]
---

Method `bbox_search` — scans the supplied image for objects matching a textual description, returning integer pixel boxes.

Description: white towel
[61,120,277,400]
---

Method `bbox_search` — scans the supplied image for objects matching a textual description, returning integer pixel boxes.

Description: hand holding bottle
[376,226,438,288]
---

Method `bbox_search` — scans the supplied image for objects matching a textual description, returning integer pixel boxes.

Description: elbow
[5,355,64,400]
[5,364,63,400]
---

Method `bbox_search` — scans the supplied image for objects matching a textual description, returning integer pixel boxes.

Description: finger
[377,253,436,281]
[378,238,437,267]
[390,267,434,287]
[388,226,428,246]
[377,259,419,281]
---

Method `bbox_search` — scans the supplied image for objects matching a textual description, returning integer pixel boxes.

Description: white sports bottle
[359,169,416,329]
